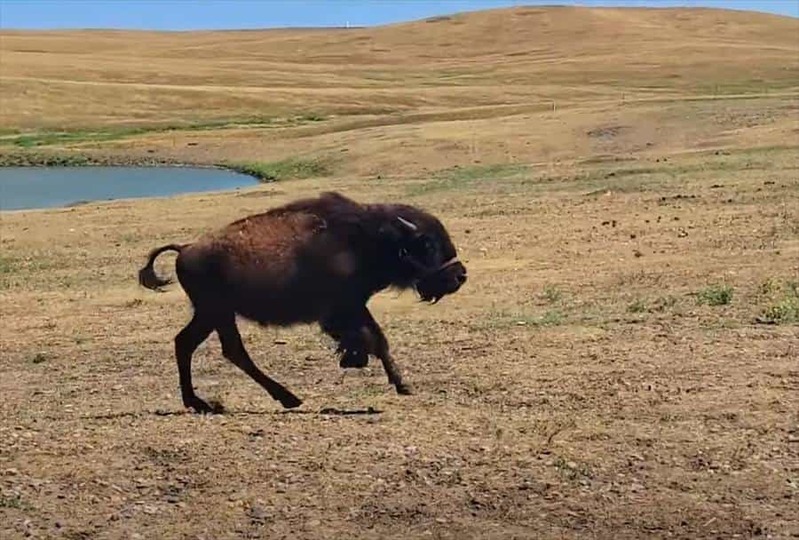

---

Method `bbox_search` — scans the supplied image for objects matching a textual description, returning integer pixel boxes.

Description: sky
[0,0,796,30]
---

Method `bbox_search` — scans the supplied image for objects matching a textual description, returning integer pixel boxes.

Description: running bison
[137,191,467,413]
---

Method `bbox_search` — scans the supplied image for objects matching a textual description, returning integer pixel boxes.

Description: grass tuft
[696,284,734,306]
[0,256,14,274]
[756,279,799,324]
[542,284,563,304]
[758,298,799,324]
[627,299,648,313]
[0,494,30,510]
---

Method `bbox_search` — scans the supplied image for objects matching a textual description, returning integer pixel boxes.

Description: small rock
[142,505,158,515]
[248,505,268,522]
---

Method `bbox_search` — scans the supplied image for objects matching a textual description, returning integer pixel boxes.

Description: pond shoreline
[0,162,264,212]
[0,150,272,182]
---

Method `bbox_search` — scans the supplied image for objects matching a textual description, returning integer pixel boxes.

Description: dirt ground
[2,6,799,539]
[2,139,798,538]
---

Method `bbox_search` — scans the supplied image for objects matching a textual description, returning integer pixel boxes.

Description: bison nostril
[457,273,467,284]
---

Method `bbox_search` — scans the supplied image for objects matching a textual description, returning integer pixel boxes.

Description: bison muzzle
[137,191,467,414]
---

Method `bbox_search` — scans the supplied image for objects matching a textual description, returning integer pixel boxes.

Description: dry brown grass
[2,146,797,539]
[2,5,798,129]
[1,6,799,540]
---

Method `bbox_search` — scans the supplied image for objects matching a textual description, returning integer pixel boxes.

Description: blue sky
[1,1,796,30]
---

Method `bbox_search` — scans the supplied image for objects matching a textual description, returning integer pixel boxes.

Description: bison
[137,191,467,413]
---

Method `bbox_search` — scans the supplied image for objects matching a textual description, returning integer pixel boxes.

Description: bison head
[388,211,467,304]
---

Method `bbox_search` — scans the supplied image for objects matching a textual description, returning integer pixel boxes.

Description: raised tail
[138,243,186,291]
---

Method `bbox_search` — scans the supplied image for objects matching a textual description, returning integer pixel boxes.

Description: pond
[0,166,259,211]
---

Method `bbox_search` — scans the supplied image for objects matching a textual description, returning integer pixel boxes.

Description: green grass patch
[758,298,799,324]
[0,149,181,168]
[539,309,565,326]
[0,256,14,274]
[696,284,734,306]
[6,128,149,148]
[0,151,96,167]
[407,163,530,196]
[758,278,781,296]
[542,284,563,304]
[295,112,327,122]
[756,279,799,325]
[226,157,332,182]
[476,307,566,330]
[0,114,331,148]
[0,494,31,510]
[627,299,648,313]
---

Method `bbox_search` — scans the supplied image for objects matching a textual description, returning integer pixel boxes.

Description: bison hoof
[186,397,225,415]
[339,349,368,369]
[280,394,303,409]
[395,383,414,396]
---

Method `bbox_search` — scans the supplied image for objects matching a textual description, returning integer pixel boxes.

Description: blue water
[0,166,259,211]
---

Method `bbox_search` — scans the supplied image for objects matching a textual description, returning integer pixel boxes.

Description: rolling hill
[2,6,797,128]
[1,6,797,178]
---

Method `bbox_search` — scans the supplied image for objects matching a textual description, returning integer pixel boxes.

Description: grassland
[1,5,798,539]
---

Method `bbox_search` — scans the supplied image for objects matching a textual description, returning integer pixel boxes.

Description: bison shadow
[77,405,382,421]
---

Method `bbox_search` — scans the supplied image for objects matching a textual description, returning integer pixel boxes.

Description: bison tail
[138,243,185,291]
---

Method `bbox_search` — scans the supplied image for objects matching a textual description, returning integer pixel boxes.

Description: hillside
[2,6,798,129]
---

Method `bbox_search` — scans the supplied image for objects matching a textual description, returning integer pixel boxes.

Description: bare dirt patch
[1,145,797,539]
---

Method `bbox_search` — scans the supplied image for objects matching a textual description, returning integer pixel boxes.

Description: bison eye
[411,234,436,258]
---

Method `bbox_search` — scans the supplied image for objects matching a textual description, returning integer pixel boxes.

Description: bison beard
[137,191,467,414]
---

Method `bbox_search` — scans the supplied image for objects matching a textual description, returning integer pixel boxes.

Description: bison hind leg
[215,313,303,409]
[174,312,223,414]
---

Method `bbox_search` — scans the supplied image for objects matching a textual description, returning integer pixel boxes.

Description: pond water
[0,166,259,211]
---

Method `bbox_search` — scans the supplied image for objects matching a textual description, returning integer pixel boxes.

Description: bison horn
[397,216,418,232]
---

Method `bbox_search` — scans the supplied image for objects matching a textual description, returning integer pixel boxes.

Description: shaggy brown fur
[138,191,467,413]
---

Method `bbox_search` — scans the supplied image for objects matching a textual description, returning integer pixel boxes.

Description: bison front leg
[321,315,369,369]
[360,308,413,396]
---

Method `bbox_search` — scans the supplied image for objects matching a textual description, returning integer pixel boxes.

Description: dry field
[1,5,799,540]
